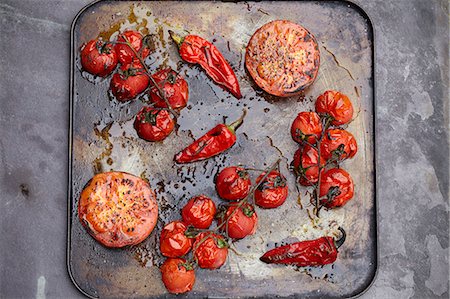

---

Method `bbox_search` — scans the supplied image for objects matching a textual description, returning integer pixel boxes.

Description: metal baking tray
[67,1,376,298]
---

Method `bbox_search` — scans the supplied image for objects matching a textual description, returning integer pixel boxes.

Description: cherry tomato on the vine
[218,203,258,239]
[160,258,195,294]
[292,145,325,186]
[159,221,193,258]
[80,39,118,77]
[254,170,288,209]
[193,232,228,269]
[133,107,175,142]
[315,90,354,126]
[115,30,151,65]
[149,68,189,110]
[319,168,354,208]
[110,60,149,101]
[215,166,251,201]
[291,112,323,144]
[320,129,357,162]
[181,195,216,229]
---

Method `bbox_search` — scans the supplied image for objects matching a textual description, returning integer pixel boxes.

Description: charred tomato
[193,232,228,269]
[160,221,193,258]
[218,203,258,239]
[255,170,288,209]
[215,166,251,201]
[292,145,325,186]
[291,112,323,144]
[181,195,216,229]
[149,68,189,110]
[320,129,357,162]
[319,168,354,208]
[80,39,118,77]
[316,90,354,126]
[160,258,195,294]
[115,30,151,65]
[133,107,175,142]
[110,60,150,101]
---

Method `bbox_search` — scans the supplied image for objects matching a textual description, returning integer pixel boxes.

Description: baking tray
[67,1,376,298]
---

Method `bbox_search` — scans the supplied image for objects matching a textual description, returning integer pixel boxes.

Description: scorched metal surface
[67,1,376,298]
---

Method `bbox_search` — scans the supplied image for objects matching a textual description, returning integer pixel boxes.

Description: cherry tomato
[149,68,189,110]
[319,168,354,208]
[291,112,323,144]
[218,203,258,239]
[320,129,357,161]
[110,60,150,101]
[160,258,195,294]
[292,145,325,186]
[159,221,193,258]
[115,30,150,65]
[254,171,288,209]
[181,195,216,229]
[193,232,228,269]
[316,90,354,126]
[80,39,118,77]
[215,166,251,201]
[133,107,175,142]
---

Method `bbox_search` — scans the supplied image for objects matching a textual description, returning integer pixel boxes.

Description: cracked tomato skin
[115,30,150,65]
[149,68,189,110]
[316,90,354,126]
[133,107,175,142]
[291,112,323,144]
[320,129,357,161]
[193,232,228,269]
[292,145,325,186]
[160,221,193,258]
[245,20,320,97]
[181,195,216,229]
[78,172,158,248]
[110,60,150,102]
[319,168,354,208]
[219,203,257,239]
[215,166,251,201]
[255,171,288,209]
[80,39,118,77]
[160,258,195,294]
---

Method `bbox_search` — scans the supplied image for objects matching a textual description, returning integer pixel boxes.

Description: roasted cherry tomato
[218,203,258,239]
[320,129,357,161]
[80,39,118,77]
[254,171,288,209]
[291,112,323,144]
[160,258,195,294]
[110,60,150,101]
[292,145,325,186]
[193,232,228,269]
[319,168,354,208]
[315,90,354,126]
[133,107,175,142]
[215,166,251,201]
[78,172,158,248]
[160,221,193,258]
[149,68,189,110]
[181,195,216,229]
[245,20,320,97]
[115,30,150,65]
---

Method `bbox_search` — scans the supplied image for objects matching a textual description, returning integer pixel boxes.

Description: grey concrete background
[0,0,448,298]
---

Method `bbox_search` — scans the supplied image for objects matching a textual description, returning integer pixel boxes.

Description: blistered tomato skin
[320,129,357,161]
[110,60,150,101]
[160,221,193,258]
[115,30,150,65]
[219,203,258,239]
[181,195,216,229]
[133,107,175,142]
[291,112,323,144]
[193,232,228,269]
[160,258,195,294]
[255,171,288,209]
[319,168,354,208]
[150,68,189,110]
[292,145,325,186]
[316,90,354,126]
[80,40,118,77]
[215,166,251,201]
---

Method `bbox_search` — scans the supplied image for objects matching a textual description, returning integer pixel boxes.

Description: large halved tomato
[245,20,320,97]
[78,172,158,248]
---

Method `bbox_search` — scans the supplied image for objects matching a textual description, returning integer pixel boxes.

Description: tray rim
[66,1,378,298]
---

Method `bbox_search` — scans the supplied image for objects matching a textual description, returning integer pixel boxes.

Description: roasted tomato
[78,172,158,248]
[181,195,216,229]
[316,90,354,126]
[133,107,175,141]
[319,168,354,208]
[218,203,258,239]
[193,232,228,269]
[160,221,193,258]
[291,112,323,144]
[160,258,195,294]
[115,30,151,65]
[149,68,189,110]
[80,39,118,77]
[110,60,150,101]
[292,145,325,186]
[320,129,357,161]
[245,20,320,97]
[215,166,251,201]
[254,171,288,209]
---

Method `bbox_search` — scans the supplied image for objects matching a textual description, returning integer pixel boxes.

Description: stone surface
[0,0,448,298]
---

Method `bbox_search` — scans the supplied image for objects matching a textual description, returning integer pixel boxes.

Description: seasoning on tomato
[115,30,151,65]
[215,166,251,201]
[291,112,323,144]
[160,221,193,258]
[169,31,242,99]
[193,232,228,269]
[292,145,325,186]
[218,203,257,239]
[245,20,320,97]
[133,107,175,142]
[149,68,189,110]
[80,39,118,77]
[160,258,195,294]
[319,168,354,208]
[316,90,354,126]
[78,172,158,248]
[254,170,288,209]
[110,60,150,101]
[320,129,357,162]
[174,110,246,164]
[181,195,216,229]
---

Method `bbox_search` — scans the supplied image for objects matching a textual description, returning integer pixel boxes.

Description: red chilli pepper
[169,31,242,99]
[260,228,346,267]
[175,110,246,164]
